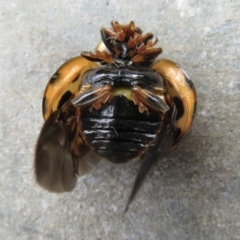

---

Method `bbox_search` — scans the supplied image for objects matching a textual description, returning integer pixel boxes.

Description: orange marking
[152,59,196,144]
[43,56,98,120]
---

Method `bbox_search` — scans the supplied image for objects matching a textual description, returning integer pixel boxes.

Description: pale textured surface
[1,1,240,239]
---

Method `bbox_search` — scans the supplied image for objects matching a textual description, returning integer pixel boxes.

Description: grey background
[1,0,240,239]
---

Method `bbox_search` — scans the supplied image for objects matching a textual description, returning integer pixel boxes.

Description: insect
[35,21,196,211]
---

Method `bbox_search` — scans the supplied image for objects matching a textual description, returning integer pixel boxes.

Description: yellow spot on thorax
[111,87,133,101]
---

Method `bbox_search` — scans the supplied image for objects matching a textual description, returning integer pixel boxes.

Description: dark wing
[125,106,177,211]
[35,110,100,193]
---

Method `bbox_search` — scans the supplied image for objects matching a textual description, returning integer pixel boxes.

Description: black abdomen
[80,96,162,163]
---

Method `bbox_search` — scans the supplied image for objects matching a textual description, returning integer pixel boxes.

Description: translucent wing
[125,106,177,211]
[35,110,100,192]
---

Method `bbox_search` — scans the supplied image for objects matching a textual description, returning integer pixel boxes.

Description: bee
[35,21,196,211]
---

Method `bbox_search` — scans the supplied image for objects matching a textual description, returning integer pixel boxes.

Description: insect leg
[132,86,170,115]
[71,85,112,111]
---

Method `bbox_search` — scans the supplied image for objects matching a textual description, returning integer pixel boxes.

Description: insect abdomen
[80,95,162,163]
